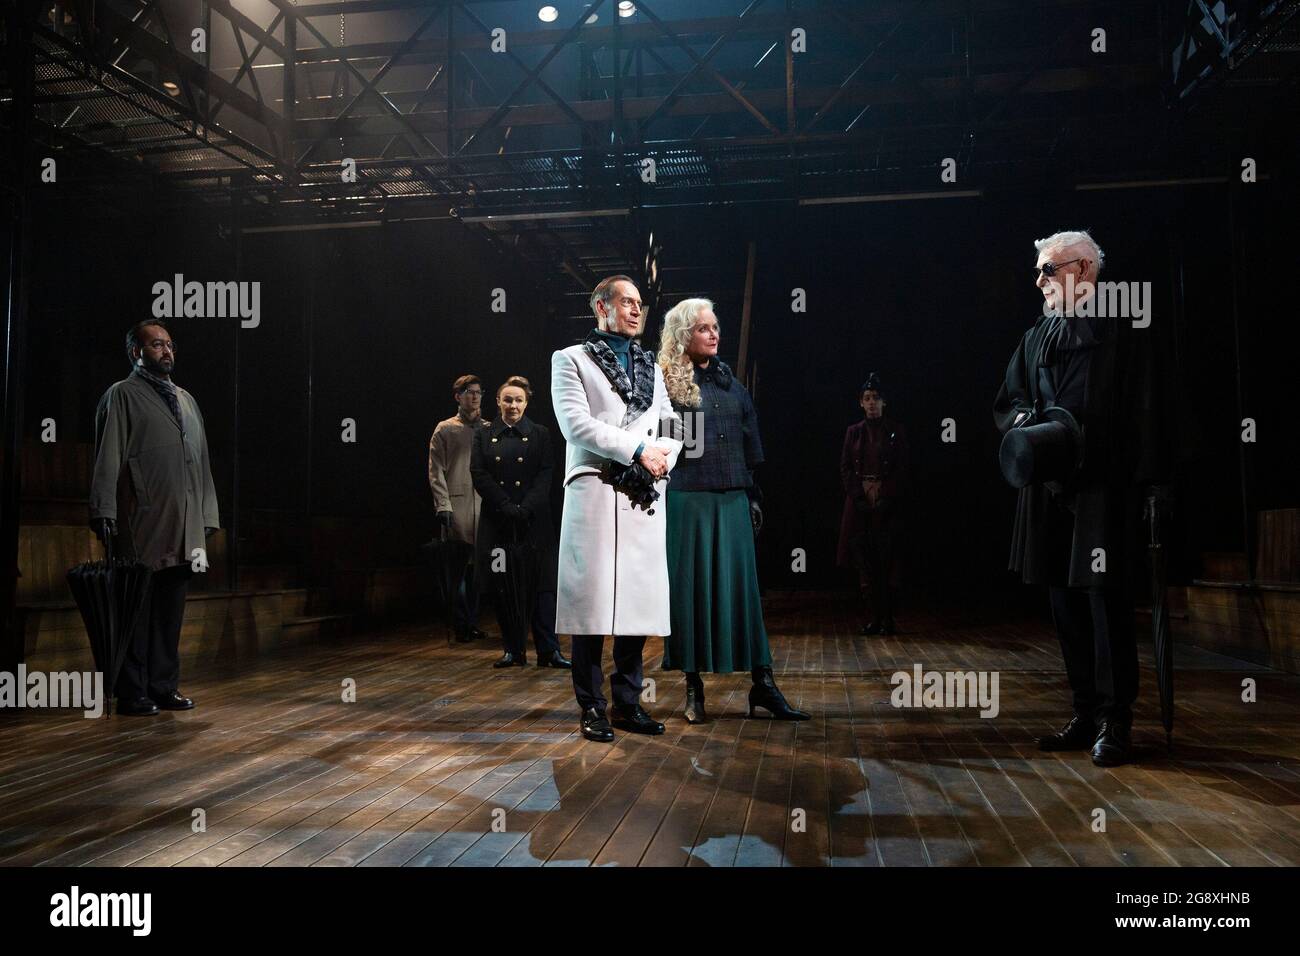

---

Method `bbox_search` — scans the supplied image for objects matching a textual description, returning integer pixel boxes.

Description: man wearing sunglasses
[994,230,1174,767]
[89,321,220,716]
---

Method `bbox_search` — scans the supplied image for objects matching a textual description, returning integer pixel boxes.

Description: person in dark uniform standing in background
[89,320,220,716]
[837,373,909,635]
[470,376,570,670]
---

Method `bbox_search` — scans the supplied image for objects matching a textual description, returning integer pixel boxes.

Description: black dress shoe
[1037,714,1096,751]
[878,619,898,636]
[580,707,615,742]
[469,628,487,641]
[537,653,572,669]
[152,691,194,711]
[1091,720,1132,767]
[493,652,526,669]
[116,697,159,717]
[608,703,665,735]
[454,629,474,644]
[860,621,882,635]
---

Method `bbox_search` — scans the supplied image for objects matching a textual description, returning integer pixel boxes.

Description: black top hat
[999,405,1084,490]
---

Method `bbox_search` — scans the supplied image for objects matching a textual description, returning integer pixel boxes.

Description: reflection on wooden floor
[1,591,1297,866]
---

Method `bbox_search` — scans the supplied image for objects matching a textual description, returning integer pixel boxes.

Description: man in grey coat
[89,320,220,716]
[428,374,489,642]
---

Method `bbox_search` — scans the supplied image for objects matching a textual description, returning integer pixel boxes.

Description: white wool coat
[551,343,682,637]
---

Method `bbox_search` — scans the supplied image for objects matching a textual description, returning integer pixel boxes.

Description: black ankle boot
[684,672,707,724]
[748,666,811,721]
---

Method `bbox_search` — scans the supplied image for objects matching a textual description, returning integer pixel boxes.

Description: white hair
[657,297,715,408]
[1034,229,1104,275]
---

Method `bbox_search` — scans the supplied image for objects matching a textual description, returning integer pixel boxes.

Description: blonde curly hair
[657,297,714,408]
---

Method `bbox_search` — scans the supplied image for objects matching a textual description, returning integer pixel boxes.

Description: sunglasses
[1035,258,1084,278]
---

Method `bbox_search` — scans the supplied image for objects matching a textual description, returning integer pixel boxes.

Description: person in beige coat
[89,320,219,716]
[553,276,682,742]
[428,374,490,642]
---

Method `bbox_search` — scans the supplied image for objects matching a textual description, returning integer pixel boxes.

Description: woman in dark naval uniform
[470,376,570,670]
[657,298,809,724]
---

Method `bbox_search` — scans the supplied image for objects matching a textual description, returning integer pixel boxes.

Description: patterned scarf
[582,329,656,427]
[135,366,183,428]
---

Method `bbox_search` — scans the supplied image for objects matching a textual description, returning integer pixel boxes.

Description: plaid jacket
[666,359,763,498]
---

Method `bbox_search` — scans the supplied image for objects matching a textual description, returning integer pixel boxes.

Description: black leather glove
[90,517,115,547]
[749,500,763,536]
[437,510,454,529]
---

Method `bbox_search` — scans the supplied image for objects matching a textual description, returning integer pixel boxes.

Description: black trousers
[570,635,645,712]
[117,564,191,701]
[498,587,562,660]
[1048,585,1138,726]
[850,501,899,624]
[453,561,480,632]
[528,589,561,659]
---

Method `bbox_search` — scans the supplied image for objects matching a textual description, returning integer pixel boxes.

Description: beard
[142,355,174,376]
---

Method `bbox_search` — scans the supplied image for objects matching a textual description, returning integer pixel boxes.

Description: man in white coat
[552,275,682,742]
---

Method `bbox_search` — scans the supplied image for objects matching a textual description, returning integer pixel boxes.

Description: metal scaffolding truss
[3,0,1298,298]
[1170,0,1300,102]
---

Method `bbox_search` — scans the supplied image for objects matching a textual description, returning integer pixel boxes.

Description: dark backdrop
[19,175,1295,605]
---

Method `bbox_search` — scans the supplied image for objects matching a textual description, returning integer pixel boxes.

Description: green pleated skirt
[663,489,773,673]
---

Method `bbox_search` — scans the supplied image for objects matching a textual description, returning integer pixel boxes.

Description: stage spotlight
[619,1,636,15]
[538,5,558,22]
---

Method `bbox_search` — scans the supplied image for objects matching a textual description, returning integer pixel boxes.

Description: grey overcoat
[428,413,489,545]
[89,369,220,571]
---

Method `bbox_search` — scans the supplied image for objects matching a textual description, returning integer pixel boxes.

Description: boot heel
[749,670,812,722]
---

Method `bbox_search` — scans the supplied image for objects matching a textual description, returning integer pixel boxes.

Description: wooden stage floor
[2,591,1298,867]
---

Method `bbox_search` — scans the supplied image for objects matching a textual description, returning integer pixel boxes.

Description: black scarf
[582,329,656,427]
[695,358,734,389]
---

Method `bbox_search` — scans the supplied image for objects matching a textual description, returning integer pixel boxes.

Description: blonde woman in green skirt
[657,299,810,724]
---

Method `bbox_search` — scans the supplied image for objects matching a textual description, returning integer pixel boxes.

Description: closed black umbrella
[1145,493,1174,750]
[65,537,152,716]
[423,525,473,645]
[490,520,537,655]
